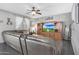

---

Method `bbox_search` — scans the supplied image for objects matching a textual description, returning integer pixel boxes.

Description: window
[15,16,30,30]
[15,16,23,30]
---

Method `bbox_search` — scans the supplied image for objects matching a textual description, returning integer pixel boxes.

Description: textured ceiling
[0,3,73,18]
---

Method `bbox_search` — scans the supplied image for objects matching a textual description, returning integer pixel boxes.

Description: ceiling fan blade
[27,9,31,11]
[26,11,31,14]
[37,10,40,11]
[37,13,42,15]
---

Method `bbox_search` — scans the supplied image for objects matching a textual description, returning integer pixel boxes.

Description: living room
[0,3,78,55]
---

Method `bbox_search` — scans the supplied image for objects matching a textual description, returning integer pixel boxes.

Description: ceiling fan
[26,6,42,16]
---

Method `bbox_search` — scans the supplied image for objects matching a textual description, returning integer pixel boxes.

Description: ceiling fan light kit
[31,11,36,16]
[26,6,42,16]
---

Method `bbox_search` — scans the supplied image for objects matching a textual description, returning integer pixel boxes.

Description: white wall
[32,13,72,26]
[0,10,16,43]
[0,10,31,43]
[54,13,72,25]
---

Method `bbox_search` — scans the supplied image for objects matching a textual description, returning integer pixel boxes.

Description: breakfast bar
[2,30,58,55]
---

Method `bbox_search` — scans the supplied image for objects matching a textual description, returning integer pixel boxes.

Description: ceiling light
[31,11,36,16]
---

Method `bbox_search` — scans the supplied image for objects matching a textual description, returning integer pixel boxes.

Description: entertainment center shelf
[37,20,63,41]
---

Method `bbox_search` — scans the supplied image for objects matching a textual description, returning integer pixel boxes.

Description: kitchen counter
[2,30,27,37]
[2,30,56,55]
[27,34,55,46]
[3,30,55,45]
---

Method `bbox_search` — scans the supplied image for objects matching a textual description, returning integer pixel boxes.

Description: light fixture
[31,11,36,16]
[7,18,12,25]
[26,6,41,16]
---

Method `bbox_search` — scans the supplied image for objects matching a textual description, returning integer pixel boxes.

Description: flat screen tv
[42,22,56,32]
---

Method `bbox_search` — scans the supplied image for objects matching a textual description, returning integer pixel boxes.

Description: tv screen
[43,22,56,32]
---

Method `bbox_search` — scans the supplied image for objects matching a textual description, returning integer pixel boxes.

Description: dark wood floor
[0,43,21,55]
[0,40,74,55]
[62,40,74,55]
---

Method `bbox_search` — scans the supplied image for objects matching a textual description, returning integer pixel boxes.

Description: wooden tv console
[37,23,63,41]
